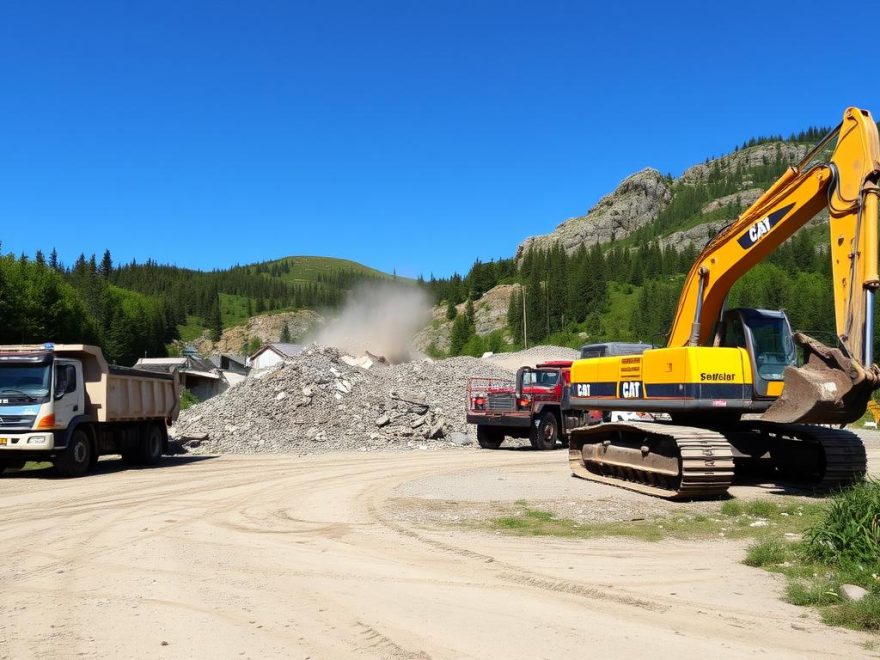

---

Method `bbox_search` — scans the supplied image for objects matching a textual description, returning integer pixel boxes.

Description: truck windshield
[523,371,559,387]
[747,316,797,381]
[0,365,52,401]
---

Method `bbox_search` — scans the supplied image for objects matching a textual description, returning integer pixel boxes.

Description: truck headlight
[27,435,49,445]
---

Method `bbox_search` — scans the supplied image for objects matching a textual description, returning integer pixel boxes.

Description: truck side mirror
[515,368,530,399]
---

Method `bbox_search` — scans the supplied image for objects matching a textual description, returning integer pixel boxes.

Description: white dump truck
[0,344,180,476]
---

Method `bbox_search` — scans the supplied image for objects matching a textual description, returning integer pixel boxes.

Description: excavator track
[568,422,735,500]
[734,422,867,489]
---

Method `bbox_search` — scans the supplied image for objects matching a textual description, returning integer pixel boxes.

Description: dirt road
[1,446,877,659]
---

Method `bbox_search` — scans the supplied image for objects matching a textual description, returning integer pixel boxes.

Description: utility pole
[522,285,528,349]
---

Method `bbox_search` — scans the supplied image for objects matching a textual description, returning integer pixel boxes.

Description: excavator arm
[666,107,880,423]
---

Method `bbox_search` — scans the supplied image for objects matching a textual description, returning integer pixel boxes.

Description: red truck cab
[467,361,595,450]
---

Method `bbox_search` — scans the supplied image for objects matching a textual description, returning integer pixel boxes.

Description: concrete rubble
[172,344,512,455]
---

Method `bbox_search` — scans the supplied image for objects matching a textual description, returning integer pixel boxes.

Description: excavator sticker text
[736,203,795,249]
[700,372,736,381]
[620,381,643,398]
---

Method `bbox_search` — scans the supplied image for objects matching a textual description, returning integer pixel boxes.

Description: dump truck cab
[0,347,84,452]
[0,344,179,477]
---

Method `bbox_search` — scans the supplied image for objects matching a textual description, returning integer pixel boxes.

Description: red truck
[466,361,597,450]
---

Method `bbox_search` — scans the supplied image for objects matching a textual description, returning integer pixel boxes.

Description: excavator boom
[665,107,880,423]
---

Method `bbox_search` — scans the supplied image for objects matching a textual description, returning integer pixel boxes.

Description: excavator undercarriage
[569,418,868,500]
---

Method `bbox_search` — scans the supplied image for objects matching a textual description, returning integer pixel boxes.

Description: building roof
[135,355,218,374]
[249,343,304,361]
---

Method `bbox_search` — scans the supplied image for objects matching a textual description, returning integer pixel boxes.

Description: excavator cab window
[722,317,748,349]
[721,308,796,397]
[748,316,796,381]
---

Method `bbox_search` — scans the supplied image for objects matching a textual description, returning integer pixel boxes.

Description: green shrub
[179,388,199,411]
[803,479,880,569]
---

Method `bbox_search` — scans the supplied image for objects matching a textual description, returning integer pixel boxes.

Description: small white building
[247,343,304,370]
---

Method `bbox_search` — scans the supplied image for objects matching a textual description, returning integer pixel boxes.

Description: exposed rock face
[515,142,812,258]
[191,310,325,355]
[701,188,764,214]
[657,222,726,251]
[517,168,672,258]
[412,284,519,353]
[679,143,809,185]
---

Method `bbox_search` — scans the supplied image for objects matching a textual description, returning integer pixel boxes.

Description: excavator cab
[717,308,797,398]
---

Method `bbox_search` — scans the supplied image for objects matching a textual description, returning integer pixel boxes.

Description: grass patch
[177,315,207,342]
[487,488,880,632]
[744,538,789,567]
[488,500,822,543]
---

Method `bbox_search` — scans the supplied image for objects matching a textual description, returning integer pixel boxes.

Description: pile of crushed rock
[172,344,514,454]
[484,345,580,371]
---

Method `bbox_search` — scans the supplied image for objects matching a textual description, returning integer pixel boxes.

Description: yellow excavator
[564,106,880,499]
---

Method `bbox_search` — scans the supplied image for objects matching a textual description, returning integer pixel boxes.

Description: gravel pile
[172,345,513,455]
[485,345,580,371]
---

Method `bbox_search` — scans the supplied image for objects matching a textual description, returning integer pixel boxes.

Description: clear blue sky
[1,1,877,278]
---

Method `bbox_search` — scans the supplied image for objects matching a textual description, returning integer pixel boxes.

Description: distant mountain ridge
[517,141,813,259]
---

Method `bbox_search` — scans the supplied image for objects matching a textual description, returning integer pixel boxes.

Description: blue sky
[1,1,877,278]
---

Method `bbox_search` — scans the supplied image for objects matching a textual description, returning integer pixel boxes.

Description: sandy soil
[0,439,878,659]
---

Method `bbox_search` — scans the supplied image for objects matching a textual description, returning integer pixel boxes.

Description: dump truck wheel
[530,412,558,450]
[54,429,93,478]
[477,426,503,449]
[139,425,164,466]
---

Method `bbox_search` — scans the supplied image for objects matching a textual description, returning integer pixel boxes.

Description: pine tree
[49,248,58,270]
[208,295,223,342]
[507,286,523,344]
[446,300,457,320]
[100,249,113,279]
[280,323,292,343]
[449,314,472,356]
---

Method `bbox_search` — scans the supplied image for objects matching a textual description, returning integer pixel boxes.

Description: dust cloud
[313,282,431,362]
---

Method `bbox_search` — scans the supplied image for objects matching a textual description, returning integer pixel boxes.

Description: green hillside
[0,250,402,365]
[242,255,408,284]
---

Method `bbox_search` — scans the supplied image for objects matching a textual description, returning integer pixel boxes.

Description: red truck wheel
[530,412,558,450]
[477,426,503,449]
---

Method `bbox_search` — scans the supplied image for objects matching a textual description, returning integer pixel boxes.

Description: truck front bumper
[0,431,57,451]
[466,413,532,428]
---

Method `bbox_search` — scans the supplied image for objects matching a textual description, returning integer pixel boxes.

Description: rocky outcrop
[701,188,764,214]
[517,168,672,258]
[679,143,809,185]
[189,310,325,355]
[657,222,726,251]
[412,284,518,353]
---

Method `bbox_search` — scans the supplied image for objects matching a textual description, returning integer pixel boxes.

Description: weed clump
[803,479,880,569]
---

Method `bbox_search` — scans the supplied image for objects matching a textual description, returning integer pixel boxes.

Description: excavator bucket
[762,333,880,425]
